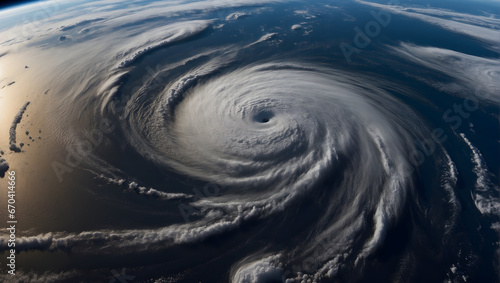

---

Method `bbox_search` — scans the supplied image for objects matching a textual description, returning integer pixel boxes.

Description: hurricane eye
[254,111,274,124]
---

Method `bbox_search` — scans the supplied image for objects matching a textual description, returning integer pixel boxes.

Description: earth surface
[0,0,499,282]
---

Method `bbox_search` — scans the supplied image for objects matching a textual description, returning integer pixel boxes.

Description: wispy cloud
[357,0,500,49]
[392,43,500,103]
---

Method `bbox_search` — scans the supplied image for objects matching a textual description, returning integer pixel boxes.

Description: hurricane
[0,0,498,282]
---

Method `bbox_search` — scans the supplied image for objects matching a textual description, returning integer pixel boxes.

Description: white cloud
[226,12,249,21]
[392,43,500,103]
[9,101,30,152]
[232,255,283,283]
[356,0,500,48]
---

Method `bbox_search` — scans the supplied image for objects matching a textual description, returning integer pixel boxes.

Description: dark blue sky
[0,0,42,10]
